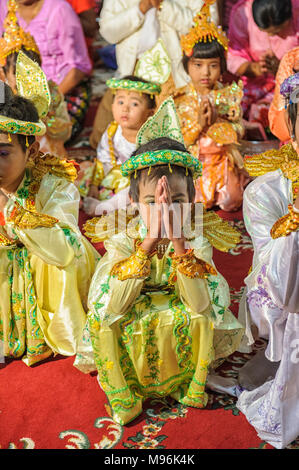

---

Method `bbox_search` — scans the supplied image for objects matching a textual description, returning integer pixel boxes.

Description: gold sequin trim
[110,244,151,281]
[168,248,217,284]
[271,204,299,239]
[7,201,58,229]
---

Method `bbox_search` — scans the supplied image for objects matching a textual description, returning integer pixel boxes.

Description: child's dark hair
[0,82,39,151]
[129,137,195,202]
[114,75,156,109]
[3,47,42,76]
[182,39,227,75]
[252,0,292,30]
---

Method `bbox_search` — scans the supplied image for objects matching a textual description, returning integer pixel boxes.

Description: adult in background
[0,0,93,142]
[227,0,299,133]
[89,0,219,149]
[66,0,98,62]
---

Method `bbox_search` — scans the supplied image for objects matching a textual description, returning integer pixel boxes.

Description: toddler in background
[78,75,160,217]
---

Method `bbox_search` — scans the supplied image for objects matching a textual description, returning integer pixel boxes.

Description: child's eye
[0,151,9,157]
[131,102,139,107]
[117,100,124,105]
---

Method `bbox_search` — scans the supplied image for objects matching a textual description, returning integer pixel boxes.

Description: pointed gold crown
[181,0,228,57]
[0,51,50,137]
[0,0,40,67]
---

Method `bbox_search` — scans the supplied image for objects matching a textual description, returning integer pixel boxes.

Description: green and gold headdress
[0,50,50,140]
[106,77,161,98]
[121,97,202,179]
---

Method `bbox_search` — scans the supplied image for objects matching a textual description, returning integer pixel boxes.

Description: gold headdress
[181,0,229,57]
[0,51,51,138]
[121,97,202,179]
[0,0,40,67]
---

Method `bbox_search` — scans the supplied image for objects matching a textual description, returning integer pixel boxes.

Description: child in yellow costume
[78,75,160,218]
[0,0,72,158]
[0,52,97,366]
[74,98,244,425]
[174,0,249,212]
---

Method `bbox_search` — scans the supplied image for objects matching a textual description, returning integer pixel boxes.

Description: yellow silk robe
[0,156,98,366]
[74,220,244,425]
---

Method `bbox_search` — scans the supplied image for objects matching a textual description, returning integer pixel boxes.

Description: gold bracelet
[158,0,164,12]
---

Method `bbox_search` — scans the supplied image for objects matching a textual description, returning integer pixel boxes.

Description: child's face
[187,57,221,91]
[0,133,39,192]
[136,173,191,229]
[112,90,153,131]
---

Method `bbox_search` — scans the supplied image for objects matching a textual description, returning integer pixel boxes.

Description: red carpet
[1,94,298,451]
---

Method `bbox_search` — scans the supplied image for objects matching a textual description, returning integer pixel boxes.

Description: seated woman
[0,55,97,367]
[0,1,72,157]
[228,0,299,132]
[0,0,92,142]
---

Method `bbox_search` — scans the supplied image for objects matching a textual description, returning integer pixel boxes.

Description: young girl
[174,1,249,212]
[236,73,299,448]
[79,75,160,217]
[74,98,244,425]
[0,1,72,158]
[0,57,97,367]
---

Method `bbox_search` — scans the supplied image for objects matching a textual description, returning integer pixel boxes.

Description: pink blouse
[0,0,92,85]
[227,0,299,75]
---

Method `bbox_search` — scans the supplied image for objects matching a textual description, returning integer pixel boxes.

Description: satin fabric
[74,222,244,425]
[0,170,98,366]
[77,124,133,199]
[237,169,299,448]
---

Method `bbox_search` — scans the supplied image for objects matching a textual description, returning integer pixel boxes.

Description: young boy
[74,97,244,425]
[79,75,160,217]
[235,72,299,449]
[0,55,97,367]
